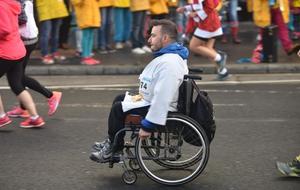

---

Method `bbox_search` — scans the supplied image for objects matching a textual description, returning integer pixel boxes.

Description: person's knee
[10,85,25,96]
[111,102,124,117]
[112,94,125,104]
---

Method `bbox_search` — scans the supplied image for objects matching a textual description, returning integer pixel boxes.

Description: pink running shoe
[20,117,45,128]
[81,57,101,65]
[90,58,101,64]
[52,52,66,61]
[7,106,30,118]
[48,91,62,116]
[42,55,54,64]
[0,115,12,128]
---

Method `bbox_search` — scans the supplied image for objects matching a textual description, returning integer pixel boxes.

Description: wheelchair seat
[124,114,142,125]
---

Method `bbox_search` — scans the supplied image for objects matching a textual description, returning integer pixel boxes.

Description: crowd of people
[3,0,296,67]
[0,0,299,179]
[28,0,299,67]
[1,0,300,126]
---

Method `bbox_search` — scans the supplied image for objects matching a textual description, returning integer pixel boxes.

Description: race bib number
[139,77,152,96]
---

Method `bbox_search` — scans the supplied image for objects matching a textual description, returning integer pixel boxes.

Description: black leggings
[18,43,53,109]
[0,57,25,96]
[22,43,53,97]
[108,94,149,150]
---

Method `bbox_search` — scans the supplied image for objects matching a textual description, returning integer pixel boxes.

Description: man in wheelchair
[90,19,189,163]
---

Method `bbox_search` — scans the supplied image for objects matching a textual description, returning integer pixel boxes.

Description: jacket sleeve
[145,62,182,126]
[0,9,13,37]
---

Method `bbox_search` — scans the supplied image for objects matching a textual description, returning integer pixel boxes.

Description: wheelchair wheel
[142,114,206,169]
[129,159,140,170]
[135,113,210,186]
[122,170,137,185]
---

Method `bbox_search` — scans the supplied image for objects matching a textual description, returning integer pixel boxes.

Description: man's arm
[139,65,180,139]
[139,60,183,139]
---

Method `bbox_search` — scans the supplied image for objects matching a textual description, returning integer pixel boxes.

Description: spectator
[167,0,179,23]
[59,0,72,49]
[289,0,300,40]
[220,0,242,44]
[149,0,169,19]
[130,0,152,54]
[97,0,115,54]
[71,0,101,65]
[176,0,192,43]
[35,0,69,64]
[247,0,300,56]
[69,10,83,57]
[113,0,132,49]
[0,0,45,128]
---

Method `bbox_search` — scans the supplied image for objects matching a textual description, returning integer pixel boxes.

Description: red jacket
[187,0,221,32]
[0,0,26,60]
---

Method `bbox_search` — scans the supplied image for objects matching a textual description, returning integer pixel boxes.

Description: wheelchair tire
[122,170,137,185]
[142,113,207,169]
[135,113,210,186]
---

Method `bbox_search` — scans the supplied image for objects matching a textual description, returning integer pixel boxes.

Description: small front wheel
[122,170,137,185]
[129,159,140,171]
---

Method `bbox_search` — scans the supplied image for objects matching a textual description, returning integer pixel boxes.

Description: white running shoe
[142,46,152,53]
[132,47,146,55]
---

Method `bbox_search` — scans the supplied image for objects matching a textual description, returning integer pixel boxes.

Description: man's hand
[298,50,300,57]
[139,128,151,140]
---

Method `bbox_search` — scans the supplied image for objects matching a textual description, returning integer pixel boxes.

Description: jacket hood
[153,42,189,60]
[0,0,21,15]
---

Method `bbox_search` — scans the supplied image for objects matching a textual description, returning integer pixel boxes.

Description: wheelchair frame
[100,72,211,186]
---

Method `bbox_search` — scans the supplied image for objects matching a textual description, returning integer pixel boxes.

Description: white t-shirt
[19,0,38,39]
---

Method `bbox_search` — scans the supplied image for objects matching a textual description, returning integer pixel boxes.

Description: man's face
[148,25,164,52]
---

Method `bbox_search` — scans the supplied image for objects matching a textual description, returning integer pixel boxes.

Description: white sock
[214,53,221,62]
[30,115,39,120]
[0,113,6,118]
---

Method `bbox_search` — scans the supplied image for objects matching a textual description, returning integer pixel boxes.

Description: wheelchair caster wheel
[122,170,137,185]
[129,159,140,170]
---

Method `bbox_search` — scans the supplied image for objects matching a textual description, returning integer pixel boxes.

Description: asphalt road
[0,76,299,190]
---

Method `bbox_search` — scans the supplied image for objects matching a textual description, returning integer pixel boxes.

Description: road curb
[26,63,300,75]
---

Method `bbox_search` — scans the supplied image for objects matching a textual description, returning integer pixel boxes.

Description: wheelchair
[98,70,211,186]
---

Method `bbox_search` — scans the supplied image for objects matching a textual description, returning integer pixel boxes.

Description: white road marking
[1,79,300,90]
[35,103,244,108]
[35,103,111,108]
[217,118,287,122]
[214,104,245,107]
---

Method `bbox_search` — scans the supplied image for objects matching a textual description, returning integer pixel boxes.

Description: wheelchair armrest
[188,67,203,73]
[184,74,202,80]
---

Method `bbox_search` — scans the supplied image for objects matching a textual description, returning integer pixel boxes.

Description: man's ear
[162,34,169,42]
